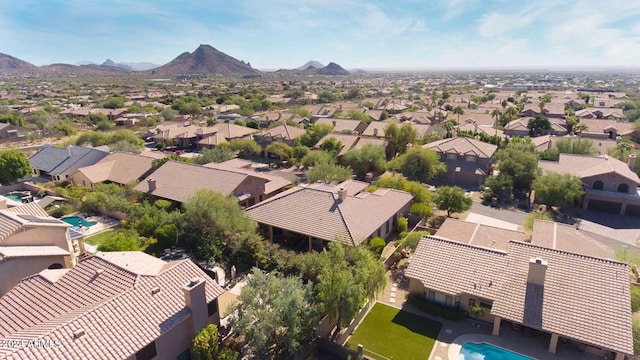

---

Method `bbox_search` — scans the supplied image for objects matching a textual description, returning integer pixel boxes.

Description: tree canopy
[306,162,352,184]
[527,114,551,136]
[387,146,445,183]
[384,122,418,159]
[0,150,31,184]
[97,229,141,252]
[316,243,386,338]
[230,269,319,359]
[343,144,386,180]
[435,186,472,217]
[228,138,261,158]
[532,173,584,208]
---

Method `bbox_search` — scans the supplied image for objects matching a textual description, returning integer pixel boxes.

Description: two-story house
[424,137,498,188]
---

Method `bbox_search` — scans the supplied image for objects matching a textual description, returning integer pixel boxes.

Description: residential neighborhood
[2,3,640,359]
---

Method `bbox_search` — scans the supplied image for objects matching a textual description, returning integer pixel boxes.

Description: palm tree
[491,108,502,137]
[504,106,519,126]
[573,122,588,138]
[452,106,464,125]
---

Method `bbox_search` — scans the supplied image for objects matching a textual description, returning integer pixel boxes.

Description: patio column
[620,202,628,215]
[492,317,501,336]
[548,333,559,354]
[614,353,625,360]
[308,236,312,252]
[268,225,273,242]
[582,198,589,210]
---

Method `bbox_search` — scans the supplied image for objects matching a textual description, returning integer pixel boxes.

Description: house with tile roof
[0,202,79,295]
[29,145,109,182]
[315,118,368,135]
[424,137,498,188]
[539,153,640,216]
[245,180,413,250]
[503,117,567,137]
[252,123,306,150]
[0,251,224,360]
[435,218,527,250]
[314,133,385,158]
[134,160,290,207]
[70,152,155,188]
[406,236,632,359]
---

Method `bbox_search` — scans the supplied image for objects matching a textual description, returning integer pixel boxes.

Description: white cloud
[476,6,545,38]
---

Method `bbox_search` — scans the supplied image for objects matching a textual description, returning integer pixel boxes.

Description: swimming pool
[61,216,97,228]
[460,342,532,360]
[3,192,31,202]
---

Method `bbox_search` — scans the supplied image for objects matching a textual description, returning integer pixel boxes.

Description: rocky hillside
[149,44,261,76]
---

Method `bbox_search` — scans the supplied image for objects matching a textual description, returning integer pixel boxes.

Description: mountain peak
[150,45,261,76]
[317,62,350,76]
[0,52,44,74]
[296,60,324,70]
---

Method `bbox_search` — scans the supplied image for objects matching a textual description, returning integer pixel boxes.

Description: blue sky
[2,0,640,69]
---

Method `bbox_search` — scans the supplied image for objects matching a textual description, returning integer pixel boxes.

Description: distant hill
[0,53,44,75]
[101,59,158,71]
[149,44,261,76]
[316,62,350,76]
[296,61,324,70]
[274,61,351,76]
[42,63,130,76]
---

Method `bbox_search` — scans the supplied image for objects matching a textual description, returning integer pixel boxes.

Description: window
[480,301,492,310]
[447,153,457,160]
[48,263,63,270]
[468,298,476,307]
[465,155,476,162]
[593,180,604,190]
[454,296,461,309]
[136,342,157,360]
[177,349,191,360]
[618,183,629,193]
[207,298,219,316]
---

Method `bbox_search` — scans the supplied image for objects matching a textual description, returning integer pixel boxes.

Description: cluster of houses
[0,87,638,358]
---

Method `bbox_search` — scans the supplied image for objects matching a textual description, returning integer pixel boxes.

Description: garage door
[587,200,622,214]
[625,204,640,217]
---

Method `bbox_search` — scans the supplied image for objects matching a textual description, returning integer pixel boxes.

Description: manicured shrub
[368,237,386,257]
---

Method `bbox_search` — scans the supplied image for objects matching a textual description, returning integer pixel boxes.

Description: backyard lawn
[83,230,115,246]
[347,302,442,360]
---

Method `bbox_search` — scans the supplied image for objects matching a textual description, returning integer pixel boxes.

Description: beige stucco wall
[584,173,636,194]
[3,226,76,265]
[0,255,68,295]
[70,171,95,188]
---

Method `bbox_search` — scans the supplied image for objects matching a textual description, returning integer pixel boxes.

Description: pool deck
[76,216,121,254]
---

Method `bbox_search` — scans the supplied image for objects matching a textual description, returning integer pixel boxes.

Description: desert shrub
[368,237,386,257]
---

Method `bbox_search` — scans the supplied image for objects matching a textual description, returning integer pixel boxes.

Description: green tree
[183,189,256,234]
[554,138,597,156]
[316,243,386,339]
[231,269,319,359]
[435,186,472,217]
[192,324,219,360]
[494,139,540,198]
[101,95,126,109]
[228,139,261,158]
[0,150,31,184]
[452,105,465,125]
[343,144,386,180]
[97,229,141,251]
[490,107,502,136]
[384,122,417,158]
[289,106,312,119]
[151,155,195,169]
[319,137,344,155]
[347,109,370,123]
[387,146,445,183]
[527,114,551,136]
[370,174,434,204]
[306,162,352,184]
[161,107,177,121]
[266,141,294,164]
[195,147,236,164]
[532,173,584,208]
[297,123,334,148]
[301,150,334,168]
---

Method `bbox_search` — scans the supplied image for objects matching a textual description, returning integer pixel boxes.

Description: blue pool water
[62,216,97,228]
[460,342,532,360]
[3,192,29,202]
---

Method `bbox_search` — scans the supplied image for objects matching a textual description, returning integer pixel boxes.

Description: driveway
[468,201,529,226]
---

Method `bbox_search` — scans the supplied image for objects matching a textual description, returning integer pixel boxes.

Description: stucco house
[70,152,155,188]
[134,160,291,207]
[424,137,498,188]
[29,145,109,182]
[407,236,632,359]
[0,201,79,295]
[0,251,224,360]
[245,180,413,250]
[539,153,640,216]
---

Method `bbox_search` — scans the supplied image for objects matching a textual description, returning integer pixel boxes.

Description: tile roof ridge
[84,255,142,279]
[425,235,508,255]
[334,192,356,246]
[244,186,303,211]
[507,241,628,265]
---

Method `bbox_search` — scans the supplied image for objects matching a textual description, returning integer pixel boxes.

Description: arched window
[48,263,63,269]
[618,183,629,193]
[593,180,604,190]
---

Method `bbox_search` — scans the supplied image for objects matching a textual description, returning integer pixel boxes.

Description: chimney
[337,187,347,201]
[183,277,209,337]
[332,120,337,127]
[0,199,6,209]
[147,178,157,193]
[373,128,379,137]
[629,154,636,171]
[474,121,478,133]
[527,258,548,286]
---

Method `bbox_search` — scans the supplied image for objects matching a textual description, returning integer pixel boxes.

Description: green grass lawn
[347,302,442,360]
[84,230,115,246]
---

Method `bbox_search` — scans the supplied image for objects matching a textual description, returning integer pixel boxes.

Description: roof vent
[151,287,161,295]
[188,277,201,287]
[337,187,347,201]
[95,269,104,276]
[73,329,86,339]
